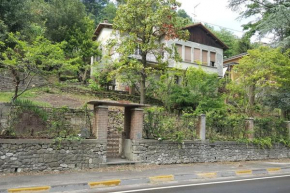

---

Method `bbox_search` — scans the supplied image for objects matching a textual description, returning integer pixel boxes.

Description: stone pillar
[130,108,144,140]
[197,114,206,141]
[93,105,108,140]
[285,121,290,140]
[245,118,254,140]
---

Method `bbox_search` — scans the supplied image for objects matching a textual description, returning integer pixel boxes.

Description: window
[202,50,208,65]
[194,48,201,63]
[184,46,191,62]
[210,52,216,67]
[176,44,182,59]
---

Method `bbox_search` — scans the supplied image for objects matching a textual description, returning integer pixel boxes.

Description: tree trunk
[11,68,20,103]
[140,52,147,104]
[140,73,146,104]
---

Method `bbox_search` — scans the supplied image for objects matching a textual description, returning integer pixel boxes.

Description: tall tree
[226,46,290,116]
[111,0,189,103]
[82,0,110,24]
[0,33,66,102]
[228,0,290,48]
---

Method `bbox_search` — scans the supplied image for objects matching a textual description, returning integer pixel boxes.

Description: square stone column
[197,114,206,141]
[285,121,290,140]
[130,108,144,140]
[245,117,254,140]
[93,105,108,140]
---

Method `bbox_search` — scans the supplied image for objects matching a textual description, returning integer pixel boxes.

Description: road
[71,174,290,193]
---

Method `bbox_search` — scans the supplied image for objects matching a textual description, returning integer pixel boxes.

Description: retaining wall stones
[0,71,47,92]
[0,139,106,173]
[127,139,290,164]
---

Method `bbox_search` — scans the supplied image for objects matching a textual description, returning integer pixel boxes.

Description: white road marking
[264,162,290,165]
[110,174,290,193]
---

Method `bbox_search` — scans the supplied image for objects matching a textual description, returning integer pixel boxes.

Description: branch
[15,75,35,99]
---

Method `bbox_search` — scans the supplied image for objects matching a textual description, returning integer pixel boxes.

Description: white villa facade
[91,22,228,90]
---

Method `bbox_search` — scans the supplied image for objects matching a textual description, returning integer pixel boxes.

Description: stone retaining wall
[0,139,106,173]
[126,139,290,164]
[0,71,47,92]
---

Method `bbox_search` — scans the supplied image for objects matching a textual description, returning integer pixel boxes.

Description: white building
[91,22,228,90]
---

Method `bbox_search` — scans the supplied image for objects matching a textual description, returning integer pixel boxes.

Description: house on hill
[91,22,228,90]
[223,53,247,81]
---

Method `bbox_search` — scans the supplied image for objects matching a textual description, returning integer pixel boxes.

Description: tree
[111,0,189,104]
[167,68,223,113]
[43,0,100,83]
[82,0,117,24]
[226,46,290,116]
[65,17,100,83]
[177,9,192,25]
[228,0,290,48]
[213,28,239,58]
[0,33,66,102]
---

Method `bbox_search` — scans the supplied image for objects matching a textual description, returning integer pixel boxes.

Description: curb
[1,167,290,193]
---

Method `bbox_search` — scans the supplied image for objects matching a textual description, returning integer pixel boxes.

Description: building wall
[166,39,224,77]
[126,139,290,164]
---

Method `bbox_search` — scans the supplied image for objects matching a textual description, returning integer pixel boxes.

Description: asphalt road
[90,175,290,193]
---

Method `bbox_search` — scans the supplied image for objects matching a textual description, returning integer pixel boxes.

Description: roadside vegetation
[1,0,290,147]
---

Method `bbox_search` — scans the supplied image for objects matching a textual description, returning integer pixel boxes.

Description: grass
[0,88,51,107]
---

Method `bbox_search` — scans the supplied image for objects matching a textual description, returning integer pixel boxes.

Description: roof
[223,53,248,63]
[87,100,149,108]
[93,23,113,40]
[183,23,229,49]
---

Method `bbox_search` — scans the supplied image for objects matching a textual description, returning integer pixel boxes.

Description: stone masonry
[126,139,290,164]
[0,139,106,173]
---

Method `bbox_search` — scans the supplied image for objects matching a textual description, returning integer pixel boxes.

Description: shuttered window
[194,48,201,63]
[202,50,208,65]
[210,52,216,67]
[184,46,191,62]
[176,44,182,59]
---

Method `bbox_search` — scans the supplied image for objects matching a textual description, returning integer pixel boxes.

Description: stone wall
[0,103,10,130]
[0,71,47,92]
[126,139,290,164]
[0,139,106,173]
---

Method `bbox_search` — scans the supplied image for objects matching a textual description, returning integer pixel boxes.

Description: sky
[179,0,246,38]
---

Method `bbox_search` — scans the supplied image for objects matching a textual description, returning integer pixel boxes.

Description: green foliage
[144,106,197,143]
[110,0,189,103]
[228,0,290,48]
[226,46,290,116]
[252,137,273,149]
[0,33,67,102]
[13,100,48,122]
[206,110,246,141]
[156,67,224,113]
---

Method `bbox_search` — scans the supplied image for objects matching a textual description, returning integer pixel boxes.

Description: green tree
[163,68,223,113]
[82,0,117,24]
[65,17,100,83]
[177,9,192,25]
[213,28,239,58]
[111,0,189,104]
[228,0,290,48]
[226,46,290,116]
[0,33,66,102]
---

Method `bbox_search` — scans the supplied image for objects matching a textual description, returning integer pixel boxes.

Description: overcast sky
[179,0,246,37]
